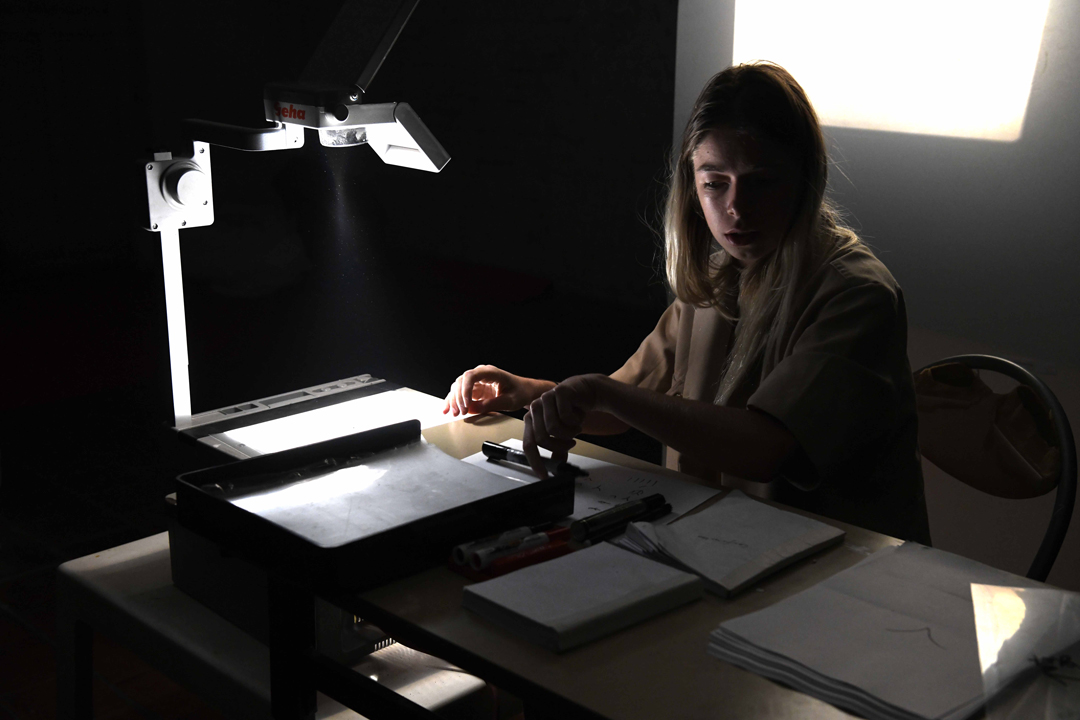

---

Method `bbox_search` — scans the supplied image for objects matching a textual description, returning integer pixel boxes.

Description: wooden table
[332,413,901,719]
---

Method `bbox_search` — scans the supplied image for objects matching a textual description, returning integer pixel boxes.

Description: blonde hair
[663,62,860,403]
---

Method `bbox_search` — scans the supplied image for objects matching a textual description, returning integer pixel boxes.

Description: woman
[444,63,930,543]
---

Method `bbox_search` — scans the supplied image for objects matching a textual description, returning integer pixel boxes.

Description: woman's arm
[443,365,632,436]
[580,410,631,435]
[523,374,796,481]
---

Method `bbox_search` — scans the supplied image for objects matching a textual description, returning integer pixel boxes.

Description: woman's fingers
[461,365,510,415]
[446,376,474,416]
[445,365,550,417]
[458,378,471,414]
[521,412,549,479]
[444,367,496,417]
[553,384,587,430]
[523,406,576,480]
[443,376,463,415]
[540,391,582,441]
[523,380,594,474]
[527,397,575,463]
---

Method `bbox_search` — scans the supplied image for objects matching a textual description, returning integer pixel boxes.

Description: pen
[481,441,588,478]
[569,493,667,542]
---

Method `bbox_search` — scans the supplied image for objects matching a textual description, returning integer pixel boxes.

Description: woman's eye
[703,181,729,191]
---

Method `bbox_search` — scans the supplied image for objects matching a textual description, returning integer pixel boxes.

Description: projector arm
[141,0,446,429]
[182,119,305,153]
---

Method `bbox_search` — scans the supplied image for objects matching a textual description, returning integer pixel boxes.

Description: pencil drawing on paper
[886,626,945,649]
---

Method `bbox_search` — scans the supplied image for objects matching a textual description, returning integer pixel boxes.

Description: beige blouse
[611,244,931,543]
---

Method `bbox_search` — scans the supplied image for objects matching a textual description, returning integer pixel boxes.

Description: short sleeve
[748,282,904,487]
[609,301,684,393]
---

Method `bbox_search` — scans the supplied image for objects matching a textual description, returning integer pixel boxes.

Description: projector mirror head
[264,86,449,172]
[332,102,449,172]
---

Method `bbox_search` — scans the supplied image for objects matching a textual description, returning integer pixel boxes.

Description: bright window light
[733,0,1050,141]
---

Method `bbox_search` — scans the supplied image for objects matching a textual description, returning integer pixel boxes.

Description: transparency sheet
[230,439,529,548]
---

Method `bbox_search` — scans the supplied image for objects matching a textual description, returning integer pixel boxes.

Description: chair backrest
[915,354,1076,582]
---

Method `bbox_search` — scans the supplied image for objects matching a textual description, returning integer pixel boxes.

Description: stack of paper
[617,490,845,597]
[708,543,1042,720]
[462,543,703,652]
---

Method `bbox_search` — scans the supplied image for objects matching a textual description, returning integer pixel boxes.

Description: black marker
[588,502,673,544]
[481,441,588,478]
[569,493,667,542]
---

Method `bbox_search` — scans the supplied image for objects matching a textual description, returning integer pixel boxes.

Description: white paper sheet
[462,439,720,521]
[710,543,1044,720]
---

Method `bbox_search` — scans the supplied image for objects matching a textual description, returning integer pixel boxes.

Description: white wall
[676,0,1080,589]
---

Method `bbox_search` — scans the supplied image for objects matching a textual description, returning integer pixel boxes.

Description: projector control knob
[162,162,210,208]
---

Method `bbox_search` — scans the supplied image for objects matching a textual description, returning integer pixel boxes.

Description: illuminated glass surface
[225,441,529,547]
[219,388,453,455]
[232,465,388,516]
[733,0,1050,141]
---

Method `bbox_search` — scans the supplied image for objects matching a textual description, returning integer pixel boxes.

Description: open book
[617,490,845,597]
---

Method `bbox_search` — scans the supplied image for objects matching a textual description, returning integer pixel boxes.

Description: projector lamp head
[264,84,449,172]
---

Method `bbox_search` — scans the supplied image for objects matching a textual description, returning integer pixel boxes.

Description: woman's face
[692,126,802,268]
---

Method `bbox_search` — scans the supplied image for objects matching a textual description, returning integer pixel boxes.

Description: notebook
[462,543,703,652]
[618,490,845,597]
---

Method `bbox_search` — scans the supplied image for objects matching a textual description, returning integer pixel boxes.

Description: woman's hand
[443,365,553,417]
[522,374,606,478]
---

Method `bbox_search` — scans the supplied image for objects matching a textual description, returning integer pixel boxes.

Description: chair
[914,354,1076,582]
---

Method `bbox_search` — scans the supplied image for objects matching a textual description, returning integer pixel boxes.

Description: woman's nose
[726,182,742,218]
[727,190,741,218]
[727,181,754,219]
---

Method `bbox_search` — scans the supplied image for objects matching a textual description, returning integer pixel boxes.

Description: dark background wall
[0,0,677,568]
